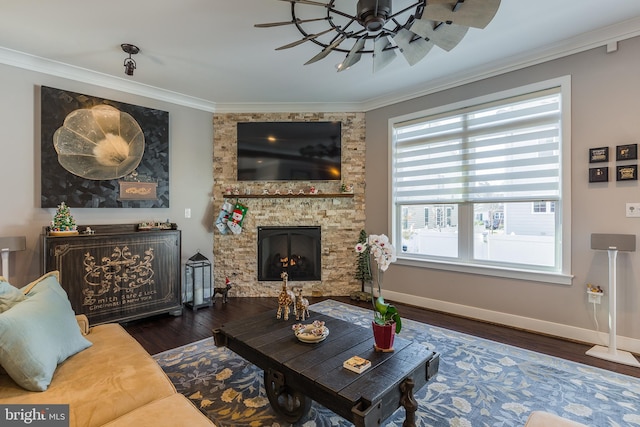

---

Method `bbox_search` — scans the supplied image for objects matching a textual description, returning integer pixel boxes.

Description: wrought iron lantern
[184,251,212,310]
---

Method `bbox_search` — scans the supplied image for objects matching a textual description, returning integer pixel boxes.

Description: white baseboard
[376,288,640,356]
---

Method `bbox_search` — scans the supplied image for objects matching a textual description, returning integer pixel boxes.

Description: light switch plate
[626,203,640,217]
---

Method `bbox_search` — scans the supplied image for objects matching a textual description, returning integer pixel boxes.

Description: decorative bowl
[293,321,329,343]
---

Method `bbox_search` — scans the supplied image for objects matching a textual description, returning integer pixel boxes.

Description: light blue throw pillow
[24,272,68,299]
[0,275,92,391]
[0,279,26,313]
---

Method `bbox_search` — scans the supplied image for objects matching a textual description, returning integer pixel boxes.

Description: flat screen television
[237,121,341,181]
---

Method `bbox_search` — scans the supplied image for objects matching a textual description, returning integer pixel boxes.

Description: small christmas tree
[51,202,77,232]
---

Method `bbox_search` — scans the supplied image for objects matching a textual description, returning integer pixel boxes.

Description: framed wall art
[40,86,169,208]
[616,144,637,161]
[616,164,637,181]
[589,167,608,183]
[589,147,609,163]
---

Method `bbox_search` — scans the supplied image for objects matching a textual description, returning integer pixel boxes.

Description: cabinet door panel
[43,229,182,325]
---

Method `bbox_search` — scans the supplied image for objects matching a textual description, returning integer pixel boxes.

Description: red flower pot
[372,321,395,351]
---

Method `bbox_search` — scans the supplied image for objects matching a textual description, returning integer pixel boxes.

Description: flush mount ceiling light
[121,43,139,76]
[255,0,500,72]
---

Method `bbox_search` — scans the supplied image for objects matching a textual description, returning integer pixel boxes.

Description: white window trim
[388,76,573,285]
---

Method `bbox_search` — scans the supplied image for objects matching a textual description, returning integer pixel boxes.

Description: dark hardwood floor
[123,296,640,378]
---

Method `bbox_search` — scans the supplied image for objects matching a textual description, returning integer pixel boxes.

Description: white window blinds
[393,88,562,204]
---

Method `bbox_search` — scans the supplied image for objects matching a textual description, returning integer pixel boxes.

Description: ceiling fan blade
[304,36,347,65]
[393,28,433,66]
[276,28,336,50]
[410,20,468,51]
[373,35,397,73]
[423,0,501,29]
[276,0,329,7]
[338,37,366,72]
[255,17,328,28]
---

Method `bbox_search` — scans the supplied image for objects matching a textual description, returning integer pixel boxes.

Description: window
[532,201,555,214]
[391,78,571,283]
[533,201,547,213]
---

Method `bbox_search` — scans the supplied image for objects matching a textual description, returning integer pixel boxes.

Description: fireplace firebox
[257,226,321,281]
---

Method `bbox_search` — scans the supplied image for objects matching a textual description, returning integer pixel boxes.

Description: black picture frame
[616,164,638,181]
[589,147,609,163]
[589,167,608,183]
[40,86,170,208]
[616,144,637,161]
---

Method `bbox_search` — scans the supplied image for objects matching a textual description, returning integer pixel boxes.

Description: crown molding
[360,16,640,111]
[0,47,217,112]
[211,102,364,114]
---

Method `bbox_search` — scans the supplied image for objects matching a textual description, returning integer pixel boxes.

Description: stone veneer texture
[213,112,366,298]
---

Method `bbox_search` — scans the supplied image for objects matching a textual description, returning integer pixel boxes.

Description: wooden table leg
[399,378,417,427]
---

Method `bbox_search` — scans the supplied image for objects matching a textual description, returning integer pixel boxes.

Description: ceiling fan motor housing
[357,0,392,32]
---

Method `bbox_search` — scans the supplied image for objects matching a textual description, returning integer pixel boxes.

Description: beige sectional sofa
[0,272,214,427]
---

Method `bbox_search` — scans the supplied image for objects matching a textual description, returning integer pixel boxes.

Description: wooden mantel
[222,193,354,199]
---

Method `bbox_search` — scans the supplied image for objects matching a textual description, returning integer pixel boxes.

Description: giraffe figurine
[276,272,295,320]
[295,288,310,321]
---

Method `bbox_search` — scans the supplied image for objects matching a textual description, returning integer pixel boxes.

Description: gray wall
[366,36,640,351]
[0,63,214,295]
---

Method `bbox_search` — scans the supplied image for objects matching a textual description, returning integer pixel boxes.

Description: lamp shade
[0,236,26,279]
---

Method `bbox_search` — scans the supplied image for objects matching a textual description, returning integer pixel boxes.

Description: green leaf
[385,305,402,334]
[374,296,388,315]
[373,317,386,326]
[393,315,402,334]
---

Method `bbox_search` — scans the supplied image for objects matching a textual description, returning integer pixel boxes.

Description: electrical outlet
[185,208,191,219]
[587,291,602,304]
[626,203,640,217]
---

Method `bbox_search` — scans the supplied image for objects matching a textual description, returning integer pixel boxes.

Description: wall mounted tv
[237,121,341,181]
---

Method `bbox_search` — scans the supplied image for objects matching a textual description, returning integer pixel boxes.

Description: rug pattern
[154,300,640,426]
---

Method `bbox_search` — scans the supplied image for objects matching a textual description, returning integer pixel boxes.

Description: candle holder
[184,251,212,311]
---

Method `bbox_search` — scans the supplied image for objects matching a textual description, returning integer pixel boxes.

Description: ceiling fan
[255,0,501,72]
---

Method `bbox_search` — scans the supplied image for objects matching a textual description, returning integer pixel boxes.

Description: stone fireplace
[257,226,321,281]
[212,112,366,297]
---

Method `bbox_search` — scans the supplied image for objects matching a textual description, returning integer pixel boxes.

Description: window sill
[396,256,574,285]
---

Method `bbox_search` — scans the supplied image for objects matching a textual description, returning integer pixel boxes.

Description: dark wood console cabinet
[42,224,182,325]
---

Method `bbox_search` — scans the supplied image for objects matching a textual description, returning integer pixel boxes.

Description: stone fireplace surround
[213,112,366,298]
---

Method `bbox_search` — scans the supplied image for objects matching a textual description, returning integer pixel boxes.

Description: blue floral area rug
[153,300,640,426]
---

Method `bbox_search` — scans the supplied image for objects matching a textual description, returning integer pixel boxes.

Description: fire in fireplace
[257,226,321,281]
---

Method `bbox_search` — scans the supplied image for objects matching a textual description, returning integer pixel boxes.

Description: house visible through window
[532,201,555,213]
[390,78,571,282]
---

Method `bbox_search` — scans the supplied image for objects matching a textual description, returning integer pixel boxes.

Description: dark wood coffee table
[213,307,439,427]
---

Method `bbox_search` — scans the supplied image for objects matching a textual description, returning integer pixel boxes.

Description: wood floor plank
[122,296,640,378]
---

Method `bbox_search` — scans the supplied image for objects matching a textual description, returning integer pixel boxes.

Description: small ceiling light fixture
[255,0,500,73]
[121,43,140,76]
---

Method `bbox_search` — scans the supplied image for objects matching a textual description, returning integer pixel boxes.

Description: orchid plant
[355,233,401,334]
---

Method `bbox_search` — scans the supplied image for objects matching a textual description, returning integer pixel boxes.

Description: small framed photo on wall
[616,144,637,161]
[589,147,609,163]
[589,167,608,183]
[616,164,638,181]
